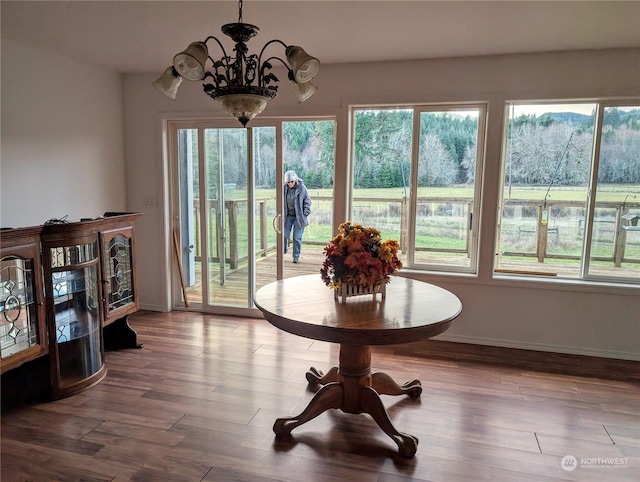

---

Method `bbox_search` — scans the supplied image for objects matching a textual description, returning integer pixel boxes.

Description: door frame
[167,117,336,315]
[168,119,284,315]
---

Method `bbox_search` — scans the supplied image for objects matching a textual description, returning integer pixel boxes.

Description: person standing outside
[283,170,311,263]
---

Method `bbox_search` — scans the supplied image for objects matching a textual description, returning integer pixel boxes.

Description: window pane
[282,121,335,265]
[414,109,481,269]
[253,126,277,263]
[496,103,596,277]
[353,109,412,265]
[205,128,250,307]
[588,106,640,280]
[178,128,200,306]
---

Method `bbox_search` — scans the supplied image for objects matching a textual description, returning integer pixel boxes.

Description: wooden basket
[334,282,386,303]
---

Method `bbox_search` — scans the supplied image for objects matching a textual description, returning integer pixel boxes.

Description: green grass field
[200,184,640,269]
[300,184,640,202]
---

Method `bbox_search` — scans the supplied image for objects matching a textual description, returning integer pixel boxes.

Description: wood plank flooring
[2,311,639,481]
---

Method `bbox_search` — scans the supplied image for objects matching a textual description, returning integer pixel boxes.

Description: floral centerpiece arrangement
[320,222,402,292]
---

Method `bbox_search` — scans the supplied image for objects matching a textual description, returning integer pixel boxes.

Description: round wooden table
[254,274,462,457]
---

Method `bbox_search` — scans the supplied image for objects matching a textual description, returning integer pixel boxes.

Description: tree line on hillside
[503,109,640,187]
[350,107,640,190]
[197,107,639,197]
[197,121,335,197]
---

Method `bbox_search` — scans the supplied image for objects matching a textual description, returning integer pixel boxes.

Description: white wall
[1,39,127,228]
[2,38,638,360]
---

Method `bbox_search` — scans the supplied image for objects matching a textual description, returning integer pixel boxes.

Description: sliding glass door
[174,125,255,310]
[170,119,335,313]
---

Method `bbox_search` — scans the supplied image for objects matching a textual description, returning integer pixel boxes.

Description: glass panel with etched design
[0,257,40,358]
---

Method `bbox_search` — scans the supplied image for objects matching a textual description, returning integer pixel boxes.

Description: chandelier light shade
[152,0,320,126]
[151,66,183,100]
[285,46,320,83]
[288,71,318,103]
[173,42,208,81]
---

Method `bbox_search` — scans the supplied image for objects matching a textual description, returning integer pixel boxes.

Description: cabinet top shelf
[0,226,44,245]
[40,213,143,240]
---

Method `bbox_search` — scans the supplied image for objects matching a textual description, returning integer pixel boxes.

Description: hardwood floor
[2,311,639,481]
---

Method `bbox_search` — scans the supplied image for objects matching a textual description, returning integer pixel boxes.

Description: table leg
[371,372,422,399]
[306,366,339,385]
[360,386,419,458]
[273,382,343,438]
[280,344,420,457]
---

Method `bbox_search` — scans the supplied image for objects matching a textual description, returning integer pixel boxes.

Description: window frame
[495,98,640,285]
[350,102,488,276]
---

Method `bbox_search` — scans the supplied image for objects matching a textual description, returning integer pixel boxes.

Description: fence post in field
[227,200,238,269]
[400,197,408,253]
[260,200,268,257]
[537,205,548,263]
[614,205,624,267]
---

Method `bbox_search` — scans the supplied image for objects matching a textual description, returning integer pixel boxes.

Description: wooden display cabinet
[1,213,142,402]
[40,212,143,399]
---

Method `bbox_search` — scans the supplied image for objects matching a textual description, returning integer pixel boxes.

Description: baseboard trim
[138,303,169,312]
[375,339,640,383]
[435,333,639,361]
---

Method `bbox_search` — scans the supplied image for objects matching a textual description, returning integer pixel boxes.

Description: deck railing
[191,197,639,269]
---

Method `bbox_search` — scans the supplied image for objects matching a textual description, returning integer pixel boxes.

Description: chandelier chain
[238,0,243,23]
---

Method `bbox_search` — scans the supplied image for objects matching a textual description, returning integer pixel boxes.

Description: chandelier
[152,0,320,127]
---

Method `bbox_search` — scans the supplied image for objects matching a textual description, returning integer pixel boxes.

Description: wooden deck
[184,245,328,307]
[183,246,639,308]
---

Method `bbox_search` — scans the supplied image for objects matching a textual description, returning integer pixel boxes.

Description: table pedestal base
[273,344,422,457]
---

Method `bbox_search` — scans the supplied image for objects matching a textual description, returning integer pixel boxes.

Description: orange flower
[320,221,402,289]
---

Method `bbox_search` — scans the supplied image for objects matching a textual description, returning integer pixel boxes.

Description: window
[496,101,640,283]
[352,105,485,273]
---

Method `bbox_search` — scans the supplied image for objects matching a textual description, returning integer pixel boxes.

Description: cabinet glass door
[103,232,135,316]
[0,258,41,361]
[0,227,47,374]
[46,242,104,397]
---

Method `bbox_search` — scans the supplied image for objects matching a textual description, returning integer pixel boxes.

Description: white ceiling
[2,0,639,75]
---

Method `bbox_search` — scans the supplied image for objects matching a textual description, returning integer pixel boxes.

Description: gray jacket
[284,179,311,228]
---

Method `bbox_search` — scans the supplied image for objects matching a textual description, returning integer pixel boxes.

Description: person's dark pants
[284,214,305,261]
